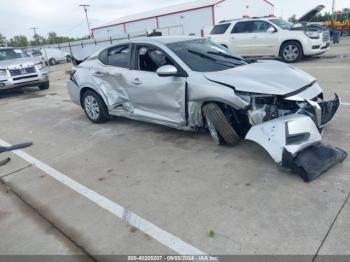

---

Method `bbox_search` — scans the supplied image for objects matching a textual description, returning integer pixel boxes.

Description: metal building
[92,0,274,39]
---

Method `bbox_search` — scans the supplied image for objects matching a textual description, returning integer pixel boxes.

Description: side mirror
[267,27,277,33]
[156,65,178,77]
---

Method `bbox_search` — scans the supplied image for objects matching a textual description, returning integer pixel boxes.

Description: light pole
[332,0,336,20]
[79,4,92,38]
[30,27,40,45]
[29,27,49,63]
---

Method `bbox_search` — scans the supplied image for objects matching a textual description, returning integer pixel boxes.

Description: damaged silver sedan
[67,37,347,182]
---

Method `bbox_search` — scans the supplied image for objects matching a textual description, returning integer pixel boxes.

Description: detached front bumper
[245,112,347,182]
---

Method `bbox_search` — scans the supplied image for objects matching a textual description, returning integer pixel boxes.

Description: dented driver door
[123,44,187,126]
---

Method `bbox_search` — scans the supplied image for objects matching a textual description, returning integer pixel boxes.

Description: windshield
[167,38,247,72]
[270,19,292,30]
[0,48,29,61]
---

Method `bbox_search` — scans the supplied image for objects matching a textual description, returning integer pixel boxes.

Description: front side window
[253,21,275,33]
[0,49,29,61]
[136,45,174,72]
[106,45,130,68]
[210,23,231,35]
[231,21,254,33]
[270,19,292,30]
[31,50,43,57]
[167,38,247,73]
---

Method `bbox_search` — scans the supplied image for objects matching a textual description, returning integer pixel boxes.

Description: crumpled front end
[242,88,346,182]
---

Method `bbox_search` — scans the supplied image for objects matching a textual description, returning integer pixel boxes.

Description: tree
[9,35,28,47]
[288,15,297,23]
[47,32,58,44]
[0,33,6,45]
[33,33,47,45]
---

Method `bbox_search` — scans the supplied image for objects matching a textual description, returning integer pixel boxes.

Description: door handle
[131,78,142,85]
[92,71,107,77]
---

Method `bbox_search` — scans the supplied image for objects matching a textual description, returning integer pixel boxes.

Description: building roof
[92,0,225,30]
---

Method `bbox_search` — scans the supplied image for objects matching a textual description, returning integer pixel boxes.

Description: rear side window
[105,45,130,68]
[210,23,231,34]
[231,21,254,33]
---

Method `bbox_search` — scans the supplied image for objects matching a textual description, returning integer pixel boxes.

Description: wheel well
[201,101,250,137]
[80,87,103,107]
[279,40,304,56]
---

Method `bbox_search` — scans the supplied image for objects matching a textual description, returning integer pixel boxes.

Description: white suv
[209,17,330,63]
[26,48,71,65]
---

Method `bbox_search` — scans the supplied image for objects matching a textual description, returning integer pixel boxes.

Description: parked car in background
[26,48,72,65]
[0,47,49,91]
[209,16,330,63]
[67,37,346,182]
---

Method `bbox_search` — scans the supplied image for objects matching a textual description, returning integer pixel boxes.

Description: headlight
[0,69,7,77]
[304,30,321,39]
[36,61,47,70]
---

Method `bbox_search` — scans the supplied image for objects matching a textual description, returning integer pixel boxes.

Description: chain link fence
[23,31,148,60]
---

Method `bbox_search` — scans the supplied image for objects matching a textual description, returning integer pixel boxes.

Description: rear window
[99,45,130,68]
[210,23,231,35]
[107,45,130,68]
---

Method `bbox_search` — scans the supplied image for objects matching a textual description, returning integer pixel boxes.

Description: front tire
[280,41,303,63]
[38,81,50,90]
[82,90,109,123]
[203,103,239,146]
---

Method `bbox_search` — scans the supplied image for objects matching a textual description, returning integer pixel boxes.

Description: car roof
[218,16,277,24]
[89,36,203,59]
[130,36,202,45]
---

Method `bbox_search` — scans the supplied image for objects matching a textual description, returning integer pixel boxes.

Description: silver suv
[0,47,50,91]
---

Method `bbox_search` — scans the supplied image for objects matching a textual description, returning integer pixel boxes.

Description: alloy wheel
[84,95,100,120]
[207,118,221,145]
[283,44,299,62]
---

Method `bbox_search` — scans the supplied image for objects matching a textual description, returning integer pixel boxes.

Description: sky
[0,0,349,40]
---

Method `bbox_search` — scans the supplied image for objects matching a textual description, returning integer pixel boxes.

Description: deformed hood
[204,60,316,96]
[298,5,325,22]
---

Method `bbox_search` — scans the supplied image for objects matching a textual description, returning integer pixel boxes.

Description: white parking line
[342,102,350,106]
[0,138,205,255]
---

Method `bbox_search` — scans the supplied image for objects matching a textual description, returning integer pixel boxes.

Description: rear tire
[38,81,50,90]
[66,55,72,63]
[203,103,240,146]
[82,90,110,123]
[280,41,303,63]
[49,58,57,65]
